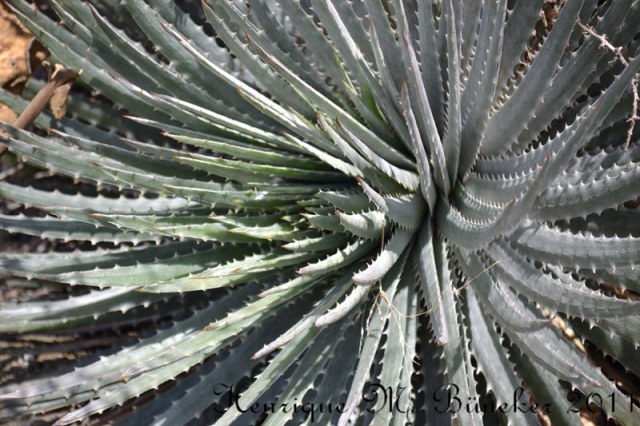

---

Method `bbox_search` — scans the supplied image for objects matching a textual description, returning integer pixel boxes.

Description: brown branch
[14,66,79,128]
[0,65,79,157]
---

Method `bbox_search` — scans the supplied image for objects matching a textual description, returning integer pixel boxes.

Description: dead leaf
[50,64,73,119]
[0,0,33,87]
[0,102,15,122]
[0,0,48,150]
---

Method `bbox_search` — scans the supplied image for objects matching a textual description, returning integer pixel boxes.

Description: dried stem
[627,78,639,148]
[0,65,79,157]
[578,21,639,148]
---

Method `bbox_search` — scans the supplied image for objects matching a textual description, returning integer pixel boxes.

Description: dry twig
[0,65,79,157]
[578,21,639,148]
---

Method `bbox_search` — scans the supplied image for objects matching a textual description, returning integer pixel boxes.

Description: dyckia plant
[0,0,639,424]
